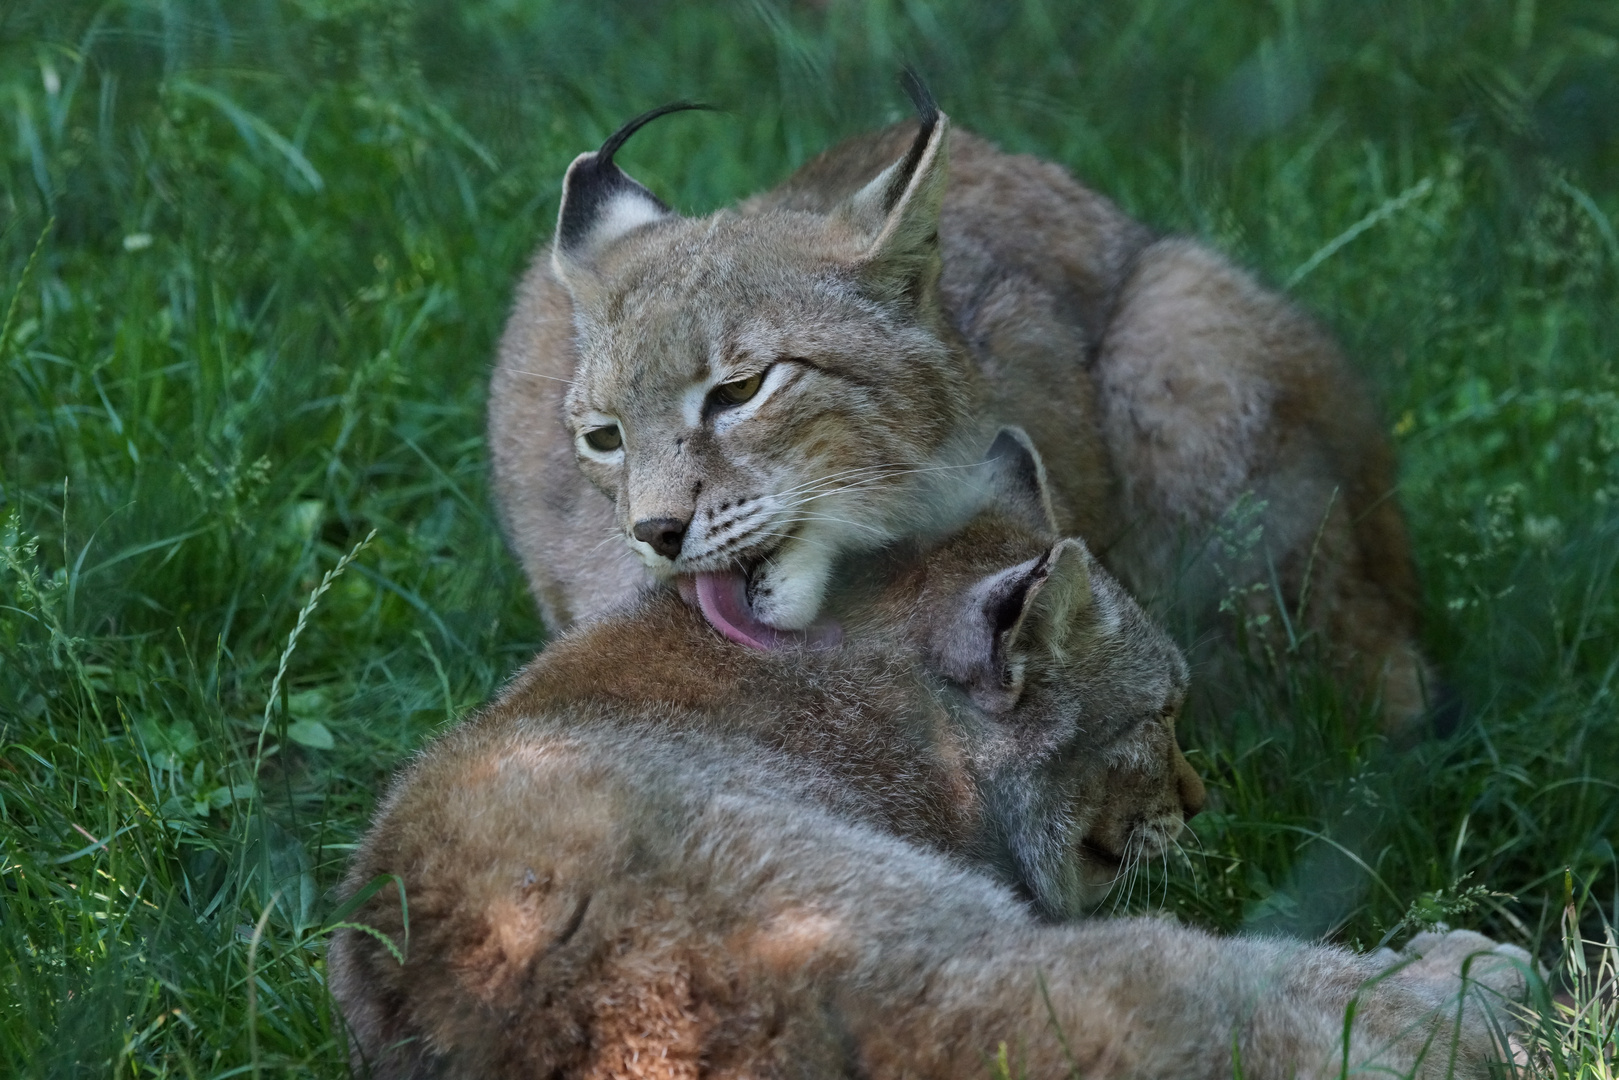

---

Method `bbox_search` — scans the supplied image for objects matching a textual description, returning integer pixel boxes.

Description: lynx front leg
[897,920,1525,1080]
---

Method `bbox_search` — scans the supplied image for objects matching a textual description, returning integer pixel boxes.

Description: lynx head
[548,79,977,639]
[913,430,1206,918]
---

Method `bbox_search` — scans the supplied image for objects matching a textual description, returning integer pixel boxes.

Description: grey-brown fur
[328,492,1525,1078]
[334,751,1523,1080]
[490,109,1432,730]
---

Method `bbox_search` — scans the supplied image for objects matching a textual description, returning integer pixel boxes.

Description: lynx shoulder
[489,94,1431,730]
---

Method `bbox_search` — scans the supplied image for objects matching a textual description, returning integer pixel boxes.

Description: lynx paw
[1382,929,1538,1002]
[749,539,836,630]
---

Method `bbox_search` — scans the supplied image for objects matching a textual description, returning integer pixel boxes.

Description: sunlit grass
[1,0,1615,1074]
[1516,888,1619,1079]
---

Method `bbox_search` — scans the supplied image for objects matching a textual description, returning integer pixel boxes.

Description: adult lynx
[490,84,1434,729]
[330,443,1524,1078]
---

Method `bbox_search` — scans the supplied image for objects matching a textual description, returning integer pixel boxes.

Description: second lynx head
[552,98,976,632]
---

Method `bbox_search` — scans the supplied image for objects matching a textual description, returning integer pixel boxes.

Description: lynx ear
[983,427,1059,535]
[934,539,1094,714]
[551,102,713,276]
[841,72,950,305]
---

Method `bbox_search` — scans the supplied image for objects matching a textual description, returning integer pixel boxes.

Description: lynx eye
[710,370,765,408]
[583,425,622,452]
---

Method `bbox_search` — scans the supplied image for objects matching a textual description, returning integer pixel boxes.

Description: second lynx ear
[984,427,1059,535]
[552,102,714,271]
[933,539,1094,715]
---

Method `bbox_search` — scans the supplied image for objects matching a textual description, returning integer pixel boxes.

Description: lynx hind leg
[1369,929,1539,1064]
[1095,236,1431,732]
[331,733,876,1079]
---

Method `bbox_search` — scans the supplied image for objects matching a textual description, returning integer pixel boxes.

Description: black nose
[632,516,688,560]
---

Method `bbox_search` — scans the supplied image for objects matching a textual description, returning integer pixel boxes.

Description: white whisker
[789,463,988,506]
[745,530,841,552]
[769,459,985,503]
[509,368,574,385]
[775,512,890,539]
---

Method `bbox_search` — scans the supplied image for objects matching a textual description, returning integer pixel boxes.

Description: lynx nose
[632,516,688,560]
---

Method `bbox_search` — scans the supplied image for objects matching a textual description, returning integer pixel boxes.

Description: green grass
[1,0,1615,1075]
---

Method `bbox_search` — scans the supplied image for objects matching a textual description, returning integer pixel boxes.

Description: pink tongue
[682,571,842,652]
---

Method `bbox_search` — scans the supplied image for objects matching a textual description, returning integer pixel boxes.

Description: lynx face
[551,100,976,636]
[897,437,1203,918]
[562,214,972,634]
[942,535,1204,917]
[1018,555,1204,911]
[1073,712,1205,904]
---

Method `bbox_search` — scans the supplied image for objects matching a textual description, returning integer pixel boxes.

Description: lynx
[489,82,1434,730]
[328,444,1525,1076]
[333,763,1524,1078]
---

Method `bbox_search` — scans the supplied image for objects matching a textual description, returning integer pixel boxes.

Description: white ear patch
[847,158,907,226]
[590,190,668,251]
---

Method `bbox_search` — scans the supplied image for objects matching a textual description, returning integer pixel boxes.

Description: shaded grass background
[0,0,1615,1073]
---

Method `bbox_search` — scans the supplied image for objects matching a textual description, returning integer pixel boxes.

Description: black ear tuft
[876,69,940,214]
[596,102,717,169]
[554,102,717,256]
[840,73,950,304]
[900,68,940,140]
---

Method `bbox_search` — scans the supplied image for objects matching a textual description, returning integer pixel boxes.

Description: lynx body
[330,495,1522,1078]
[490,98,1431,728]
[334,746,1523,1079]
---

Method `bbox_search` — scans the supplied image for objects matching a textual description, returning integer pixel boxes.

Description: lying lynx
[329,451,1523,1076]
[334,761,1524,1078]
[489,83,1434,729]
